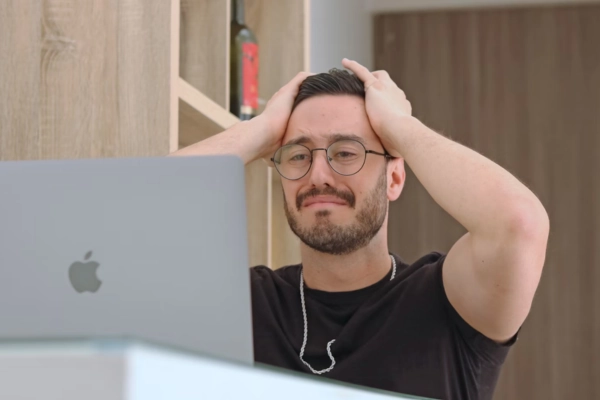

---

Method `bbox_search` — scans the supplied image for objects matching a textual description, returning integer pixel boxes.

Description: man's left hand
[341,58,412,158]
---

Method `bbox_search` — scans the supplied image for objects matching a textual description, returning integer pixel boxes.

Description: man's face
[279,94,392,255]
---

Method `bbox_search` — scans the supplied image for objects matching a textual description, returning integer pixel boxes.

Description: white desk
[0,339,430,400]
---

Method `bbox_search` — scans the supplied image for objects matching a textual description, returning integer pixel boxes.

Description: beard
[284,171,388,256]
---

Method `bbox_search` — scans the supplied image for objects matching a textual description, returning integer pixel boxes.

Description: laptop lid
[0,155,254,364]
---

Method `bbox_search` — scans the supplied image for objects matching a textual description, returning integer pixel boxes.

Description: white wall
[310,0,373,73]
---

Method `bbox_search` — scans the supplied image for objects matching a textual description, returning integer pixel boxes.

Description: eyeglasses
[271,139,394,180]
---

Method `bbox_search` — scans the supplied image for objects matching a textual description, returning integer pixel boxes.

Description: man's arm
[170,71,314,165]
[341,58,549,343]
[169,117,268,165]
[389,116,550,343]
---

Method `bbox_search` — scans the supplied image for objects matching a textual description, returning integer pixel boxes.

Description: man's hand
[255,71,315,164]
[341,58,412,158]
[171,71,313,164]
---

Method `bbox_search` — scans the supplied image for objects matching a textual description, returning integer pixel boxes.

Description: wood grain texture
[244,0,308,268]
[170,0,180,153]
[177,77,238,147]
[245,159,271,268]
[117,0,171,157]
[0,0,170,161]
[246,0,308,111]
[178,99,227,148]
[180,0,228,109]
[375,4,600,399]
[0,0,42,160]
[271,177,302,268]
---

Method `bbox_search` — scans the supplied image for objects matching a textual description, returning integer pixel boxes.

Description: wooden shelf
[174,0,309,269]
[177,77,238,148]
[179,0,230,110]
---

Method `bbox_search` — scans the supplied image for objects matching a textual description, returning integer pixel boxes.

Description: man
[173,59,550,400]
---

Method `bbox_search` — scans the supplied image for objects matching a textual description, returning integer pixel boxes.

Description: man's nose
[307,149,335,187]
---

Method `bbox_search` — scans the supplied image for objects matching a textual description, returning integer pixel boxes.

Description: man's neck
[299,236,393,292]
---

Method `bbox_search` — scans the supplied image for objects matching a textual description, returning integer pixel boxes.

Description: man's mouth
[296,188,356,210]
[303,196,348,208]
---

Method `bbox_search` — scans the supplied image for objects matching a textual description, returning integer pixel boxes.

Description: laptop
[0,155,254,365]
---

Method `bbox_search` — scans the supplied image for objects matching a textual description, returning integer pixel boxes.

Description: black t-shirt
[250,252,518,400]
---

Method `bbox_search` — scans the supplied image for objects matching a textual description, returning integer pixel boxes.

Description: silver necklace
[298,254,397,375]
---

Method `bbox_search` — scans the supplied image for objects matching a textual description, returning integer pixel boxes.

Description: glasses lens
[273,144,311,179]
[327,140,366,175]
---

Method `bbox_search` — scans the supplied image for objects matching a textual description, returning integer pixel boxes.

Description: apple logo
[68,251,102,293]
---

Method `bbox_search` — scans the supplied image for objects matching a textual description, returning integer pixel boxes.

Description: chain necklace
[298,254,397,375]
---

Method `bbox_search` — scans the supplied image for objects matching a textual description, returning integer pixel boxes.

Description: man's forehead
[284,132,367,146]
[282,94,379,145]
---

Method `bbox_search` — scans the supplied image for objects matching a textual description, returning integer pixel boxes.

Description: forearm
[390,116,548,237]
[169,116,269,165]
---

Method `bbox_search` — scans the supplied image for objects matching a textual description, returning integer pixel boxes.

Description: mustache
[296,186,356,210]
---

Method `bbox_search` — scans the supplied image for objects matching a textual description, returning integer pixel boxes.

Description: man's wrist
[235,115,273,164]
[384,115,425,152]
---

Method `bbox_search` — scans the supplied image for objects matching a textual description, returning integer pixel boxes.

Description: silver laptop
[0,155,254,365]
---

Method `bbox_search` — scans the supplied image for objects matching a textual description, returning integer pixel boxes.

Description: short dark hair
[292,68,365,111]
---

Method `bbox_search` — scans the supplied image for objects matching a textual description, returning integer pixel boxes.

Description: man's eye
[289,154,309,161]
[335,151,357,159]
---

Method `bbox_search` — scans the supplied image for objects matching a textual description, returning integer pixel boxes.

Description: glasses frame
[270,139,395,181]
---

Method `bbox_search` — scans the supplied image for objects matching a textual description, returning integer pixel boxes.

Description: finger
[290,71,315,86]
[372,70,392,81]
[373,70,405,94]
[283,71,316,94]
[342,58,377,87]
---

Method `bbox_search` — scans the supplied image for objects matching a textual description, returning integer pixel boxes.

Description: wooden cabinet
[0,0,307,268]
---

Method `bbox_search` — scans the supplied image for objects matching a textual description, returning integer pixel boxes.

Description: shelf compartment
[179,0,230,110]
[177,77,238,148]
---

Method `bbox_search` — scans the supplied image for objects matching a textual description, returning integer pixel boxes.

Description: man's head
[277,68,406,256]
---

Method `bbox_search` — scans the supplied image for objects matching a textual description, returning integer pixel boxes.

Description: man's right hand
[170,71,314,165]
[252,71,314,165]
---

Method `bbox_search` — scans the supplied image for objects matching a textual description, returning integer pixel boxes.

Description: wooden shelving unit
[172,0,308,268]
[177,77,238,148]
[0,0,307,269]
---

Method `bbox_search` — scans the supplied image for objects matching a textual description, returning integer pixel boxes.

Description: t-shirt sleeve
[433,252,519,364]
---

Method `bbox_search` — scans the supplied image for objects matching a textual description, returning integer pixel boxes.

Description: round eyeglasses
[271,139,394,180]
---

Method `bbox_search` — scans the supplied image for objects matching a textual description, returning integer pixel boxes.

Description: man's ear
[387,157,406,201]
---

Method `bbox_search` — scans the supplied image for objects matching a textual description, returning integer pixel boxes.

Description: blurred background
[1,0,598,398]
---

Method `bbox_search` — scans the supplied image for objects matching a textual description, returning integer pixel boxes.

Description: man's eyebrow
[285,136,311,146]
[329,133,365,144]
[285,133,366,146]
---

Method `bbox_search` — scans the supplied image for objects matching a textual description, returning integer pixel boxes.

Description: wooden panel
[170,0,180,153]
[375,4,600,399]
[0,0,41,160]
[244,0,308,268]
[245,160,271,268]
[117,0,171,157]
[180,0,229,109]
[0,0,170,161]
[245,0,308,111]
[177,78,238,147]
[271,177,302,268]
[178,99,227,148]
